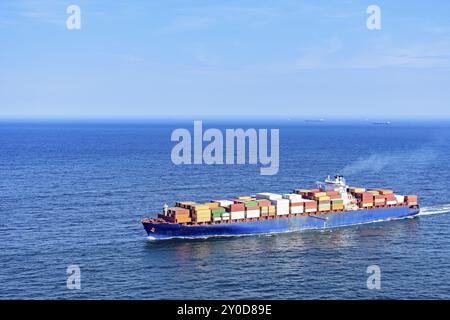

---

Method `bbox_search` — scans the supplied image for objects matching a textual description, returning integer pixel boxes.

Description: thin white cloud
[260,37,450,72]
[2,1,64,26]
[349,41,450,69]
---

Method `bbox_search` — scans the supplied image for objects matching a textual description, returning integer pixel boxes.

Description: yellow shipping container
[367,190,380,195]
[192,214,211,219]
[193,217,211,223]
[349,187,366,193]
[205,202,219,209]
[236,196,253,200]
[378,189,393,195]
[314,196,331,201]
[191,205,210,211]
[193,211,211,216]
[313,192,327,197]
[268,205,276,212]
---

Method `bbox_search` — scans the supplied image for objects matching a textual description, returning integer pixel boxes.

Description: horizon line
[1,116,450,124]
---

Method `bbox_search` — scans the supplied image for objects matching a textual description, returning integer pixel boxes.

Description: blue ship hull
[143,206,420,240]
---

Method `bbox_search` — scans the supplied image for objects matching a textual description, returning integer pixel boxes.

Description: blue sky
[1,0,450,119]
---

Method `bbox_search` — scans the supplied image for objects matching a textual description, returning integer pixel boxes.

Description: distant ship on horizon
[305,118,325,123]
[373,121,391,125]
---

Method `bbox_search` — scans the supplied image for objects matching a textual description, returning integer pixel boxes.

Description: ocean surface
[1,120,450,299]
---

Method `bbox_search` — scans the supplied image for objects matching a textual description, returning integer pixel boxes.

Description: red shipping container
[228,203,245,212]
[384,194,396,201]
[257,199,271,206]
[328,194,341,200]
[304,201,317,208]
[290,202,304,207]
[362,192,373,198]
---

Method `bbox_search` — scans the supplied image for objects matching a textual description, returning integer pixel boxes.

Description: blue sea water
[1,120,450,299]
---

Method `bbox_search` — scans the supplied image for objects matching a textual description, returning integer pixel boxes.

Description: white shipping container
[271,199,290,206]
[221,216,230,221]
[246,210,260,218]
[256,193,282,200]
[395,195,404,203]
[214,200,234,207]
[213,217,222,222]
[283,193,305,200]
[276,210,289,215]
[386,201,397,205]
[305,208,317,213]
[290,206,304,214]
[230,211,245,220]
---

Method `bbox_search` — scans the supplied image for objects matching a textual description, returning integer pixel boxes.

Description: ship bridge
[317,175,358,211]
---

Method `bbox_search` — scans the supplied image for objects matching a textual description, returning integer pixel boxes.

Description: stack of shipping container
[347,187,410,208]
[257,199,274,217]
[161,184,416,224]
[191,204,212,223]
[405,195,417,206]
[227,202,245,220]
[273,199,290,215]
[328,191,344,211]
[282,194,304,215]
[165,207,191,223]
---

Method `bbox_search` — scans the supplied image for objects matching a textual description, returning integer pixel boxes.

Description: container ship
[142,176,419,240]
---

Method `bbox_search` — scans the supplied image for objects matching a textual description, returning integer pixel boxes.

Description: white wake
[418,203,450,216]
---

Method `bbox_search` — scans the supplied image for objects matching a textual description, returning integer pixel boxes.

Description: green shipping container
[211,208,226,214]
[331,199,344,204]
[244,201,258,207]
